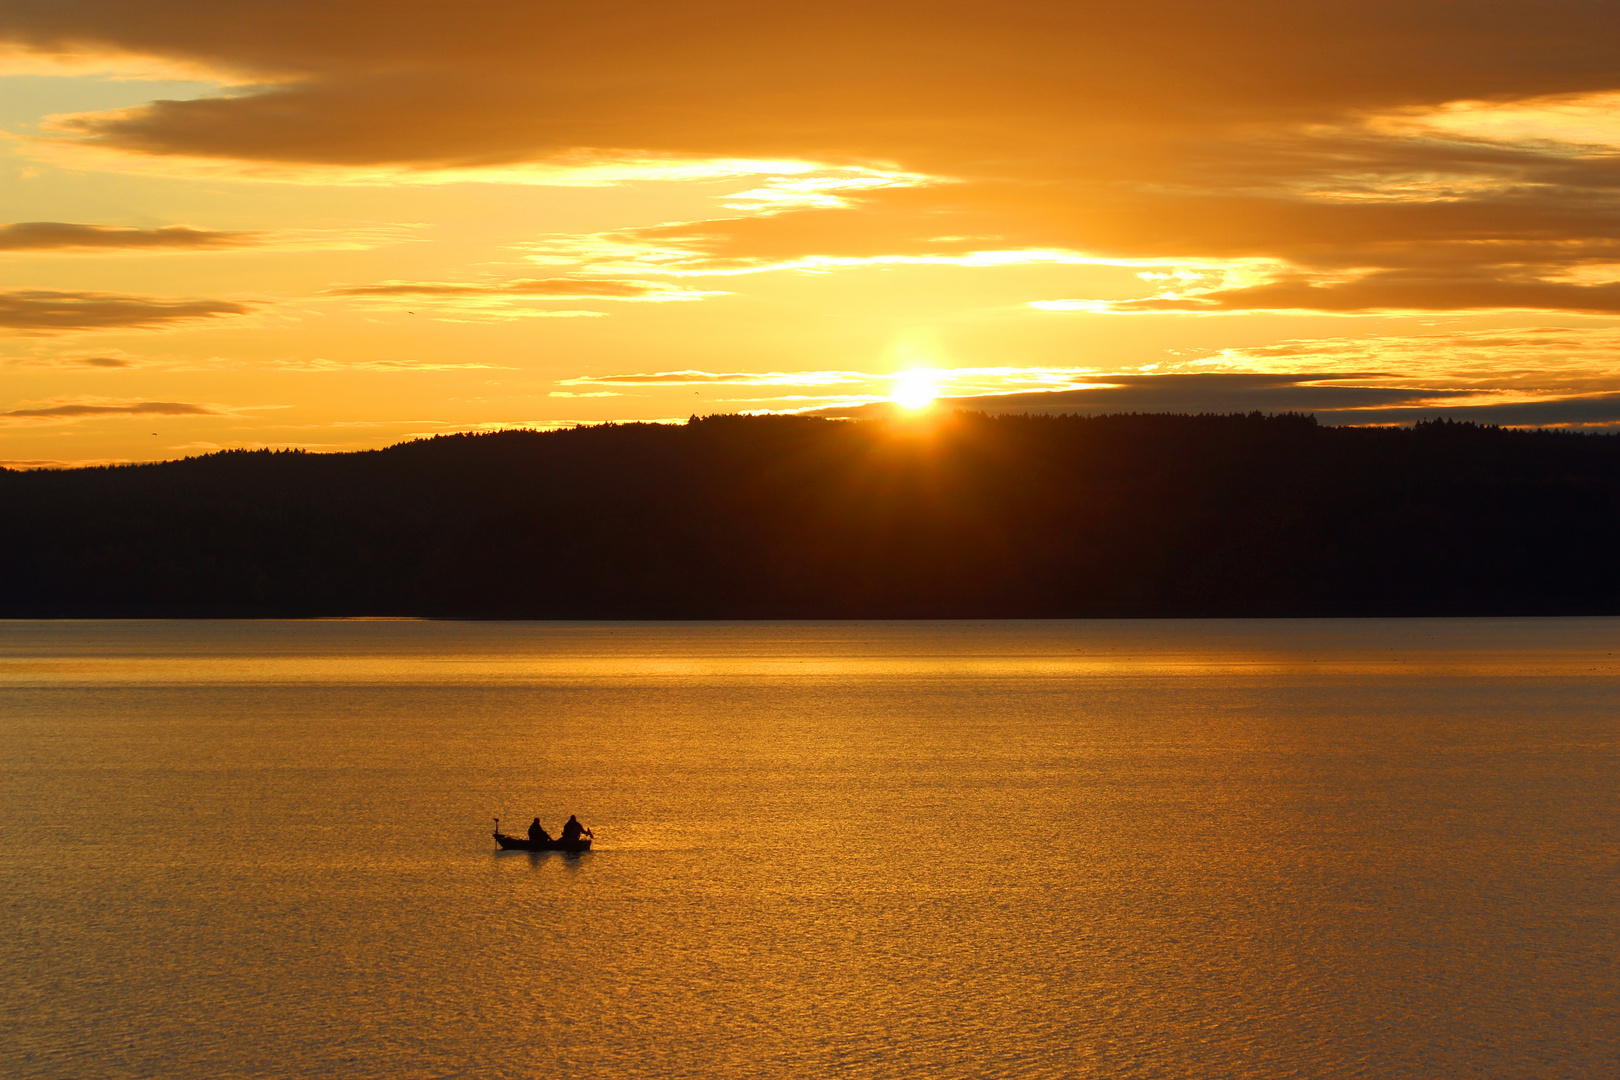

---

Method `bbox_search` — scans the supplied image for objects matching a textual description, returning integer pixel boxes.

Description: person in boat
[559,815,591,843]
[528,817,552,843]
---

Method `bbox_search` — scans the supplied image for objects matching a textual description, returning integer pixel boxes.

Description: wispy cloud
[717,171,937,212]
[0,221,423,255]
[558,366,1118,414]
[518,227,1150,279]
[0,397,224,426]
[326,278,714,301]
[1196,326,1620,380]
[1045,271,1620,316]
[1367,91,1620,152]
[0,221,257,251]
[559,370,877,387]
[4,349,145,368]
[1,350,505,371]
[562,366,1105,392]
[0,457,139,470]
[0,43,253,83]
[267,357,513,371]
[0,290,253,334]
[323,276,718,321]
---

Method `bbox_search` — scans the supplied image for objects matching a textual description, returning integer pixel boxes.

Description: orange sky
[5,1,1620,465]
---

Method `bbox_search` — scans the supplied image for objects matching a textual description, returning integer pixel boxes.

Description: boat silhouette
[491,817,592,853]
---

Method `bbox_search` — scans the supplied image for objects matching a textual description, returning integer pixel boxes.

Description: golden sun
[891,370,939,410]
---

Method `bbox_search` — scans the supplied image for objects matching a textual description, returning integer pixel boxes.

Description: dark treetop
[4,411,1619,618]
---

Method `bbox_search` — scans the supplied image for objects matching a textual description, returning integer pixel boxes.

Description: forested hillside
[4,412,1618,617]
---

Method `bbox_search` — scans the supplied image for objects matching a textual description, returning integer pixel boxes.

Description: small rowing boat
[491,818,592,853]
[493,831,592,853]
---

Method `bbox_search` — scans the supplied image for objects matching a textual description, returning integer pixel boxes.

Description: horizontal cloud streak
[555,355,1620,429]
[560,370,875,387]
[0,398,225,426]
[1203,327,1620,380]
[0,221,256,251]
[321,277,717,322]
[1083,272,1620,315]
[4,401,218,418]
[814,374,1620,428]
[326,278,714,301]
[0,290,253,333]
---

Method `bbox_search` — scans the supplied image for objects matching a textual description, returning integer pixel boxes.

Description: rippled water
[2,619,1616,1078]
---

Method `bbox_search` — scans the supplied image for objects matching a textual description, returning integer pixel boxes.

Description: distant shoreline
[6,411,1619,619]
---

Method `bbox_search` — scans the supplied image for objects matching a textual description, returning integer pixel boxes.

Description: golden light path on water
[5,619,1616,685]
[2,619,1616,1079]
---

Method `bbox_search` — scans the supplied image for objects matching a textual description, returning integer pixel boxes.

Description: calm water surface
[2,619,1616,1078]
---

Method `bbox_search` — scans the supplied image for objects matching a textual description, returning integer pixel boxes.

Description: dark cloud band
[818,375,1620,428]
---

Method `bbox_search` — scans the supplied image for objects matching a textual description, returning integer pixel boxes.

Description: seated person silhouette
[528,817,551,844]
[559,815,590,843]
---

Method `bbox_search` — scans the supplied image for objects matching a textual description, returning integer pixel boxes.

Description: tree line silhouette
[4,411,1619,617]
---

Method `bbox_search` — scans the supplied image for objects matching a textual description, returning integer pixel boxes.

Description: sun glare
[891,369,938,410]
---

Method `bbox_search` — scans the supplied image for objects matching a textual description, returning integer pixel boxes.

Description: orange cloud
[519,167,1620,314]
[0,290,253,333]
[560,370,875,387]
[10,2,1616,170]
[9,1,1620,318]
[320,277,714,322]
[1201,327,1620,381]
[5,351,142,368]
[811,376,1620,428]
[0,221,257,251]
[325,278,713,301]
[0,398,223,426]
[1074,272,1620,316]
[1,458,136,469]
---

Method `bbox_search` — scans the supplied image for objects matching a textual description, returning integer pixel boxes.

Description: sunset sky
[6,1,1620,465]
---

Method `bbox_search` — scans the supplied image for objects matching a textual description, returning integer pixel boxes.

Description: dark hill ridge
[4,411,1619,618]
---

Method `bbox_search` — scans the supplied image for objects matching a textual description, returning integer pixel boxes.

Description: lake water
[2,619,1616,1079]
